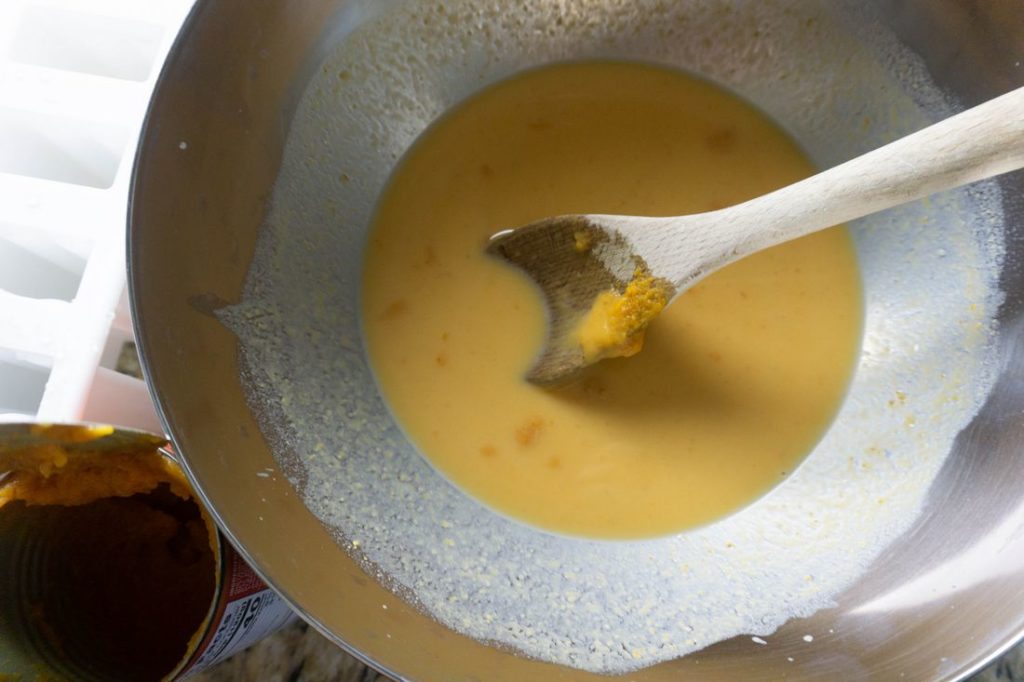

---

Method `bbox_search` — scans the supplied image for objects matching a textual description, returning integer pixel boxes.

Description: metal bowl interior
[129,1,1024,680]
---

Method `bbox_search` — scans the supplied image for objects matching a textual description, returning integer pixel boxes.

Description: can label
[179,544,297,676]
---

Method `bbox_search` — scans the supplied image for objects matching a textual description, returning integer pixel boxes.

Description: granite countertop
[191,619,1024,682]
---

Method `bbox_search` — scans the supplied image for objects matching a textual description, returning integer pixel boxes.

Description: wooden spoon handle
[716,86,1024,258]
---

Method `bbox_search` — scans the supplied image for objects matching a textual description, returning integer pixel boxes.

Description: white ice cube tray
[0,0,195,431]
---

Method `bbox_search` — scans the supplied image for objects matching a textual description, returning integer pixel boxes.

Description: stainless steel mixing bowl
[129,1,1024,679]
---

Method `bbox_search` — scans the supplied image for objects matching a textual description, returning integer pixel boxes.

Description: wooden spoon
[487,86,1024,386]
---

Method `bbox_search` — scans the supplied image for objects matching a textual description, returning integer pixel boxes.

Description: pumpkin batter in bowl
[362,61,863,539]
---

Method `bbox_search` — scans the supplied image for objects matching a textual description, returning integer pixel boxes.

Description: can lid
[0,422,189,509]
[0,422,167,460]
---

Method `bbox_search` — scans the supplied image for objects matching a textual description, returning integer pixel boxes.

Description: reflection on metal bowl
[129,1,1024,679]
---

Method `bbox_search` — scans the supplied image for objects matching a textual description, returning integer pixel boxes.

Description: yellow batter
[362,61,862,539]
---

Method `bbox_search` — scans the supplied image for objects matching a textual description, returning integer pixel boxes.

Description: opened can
[0,423,296,681]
